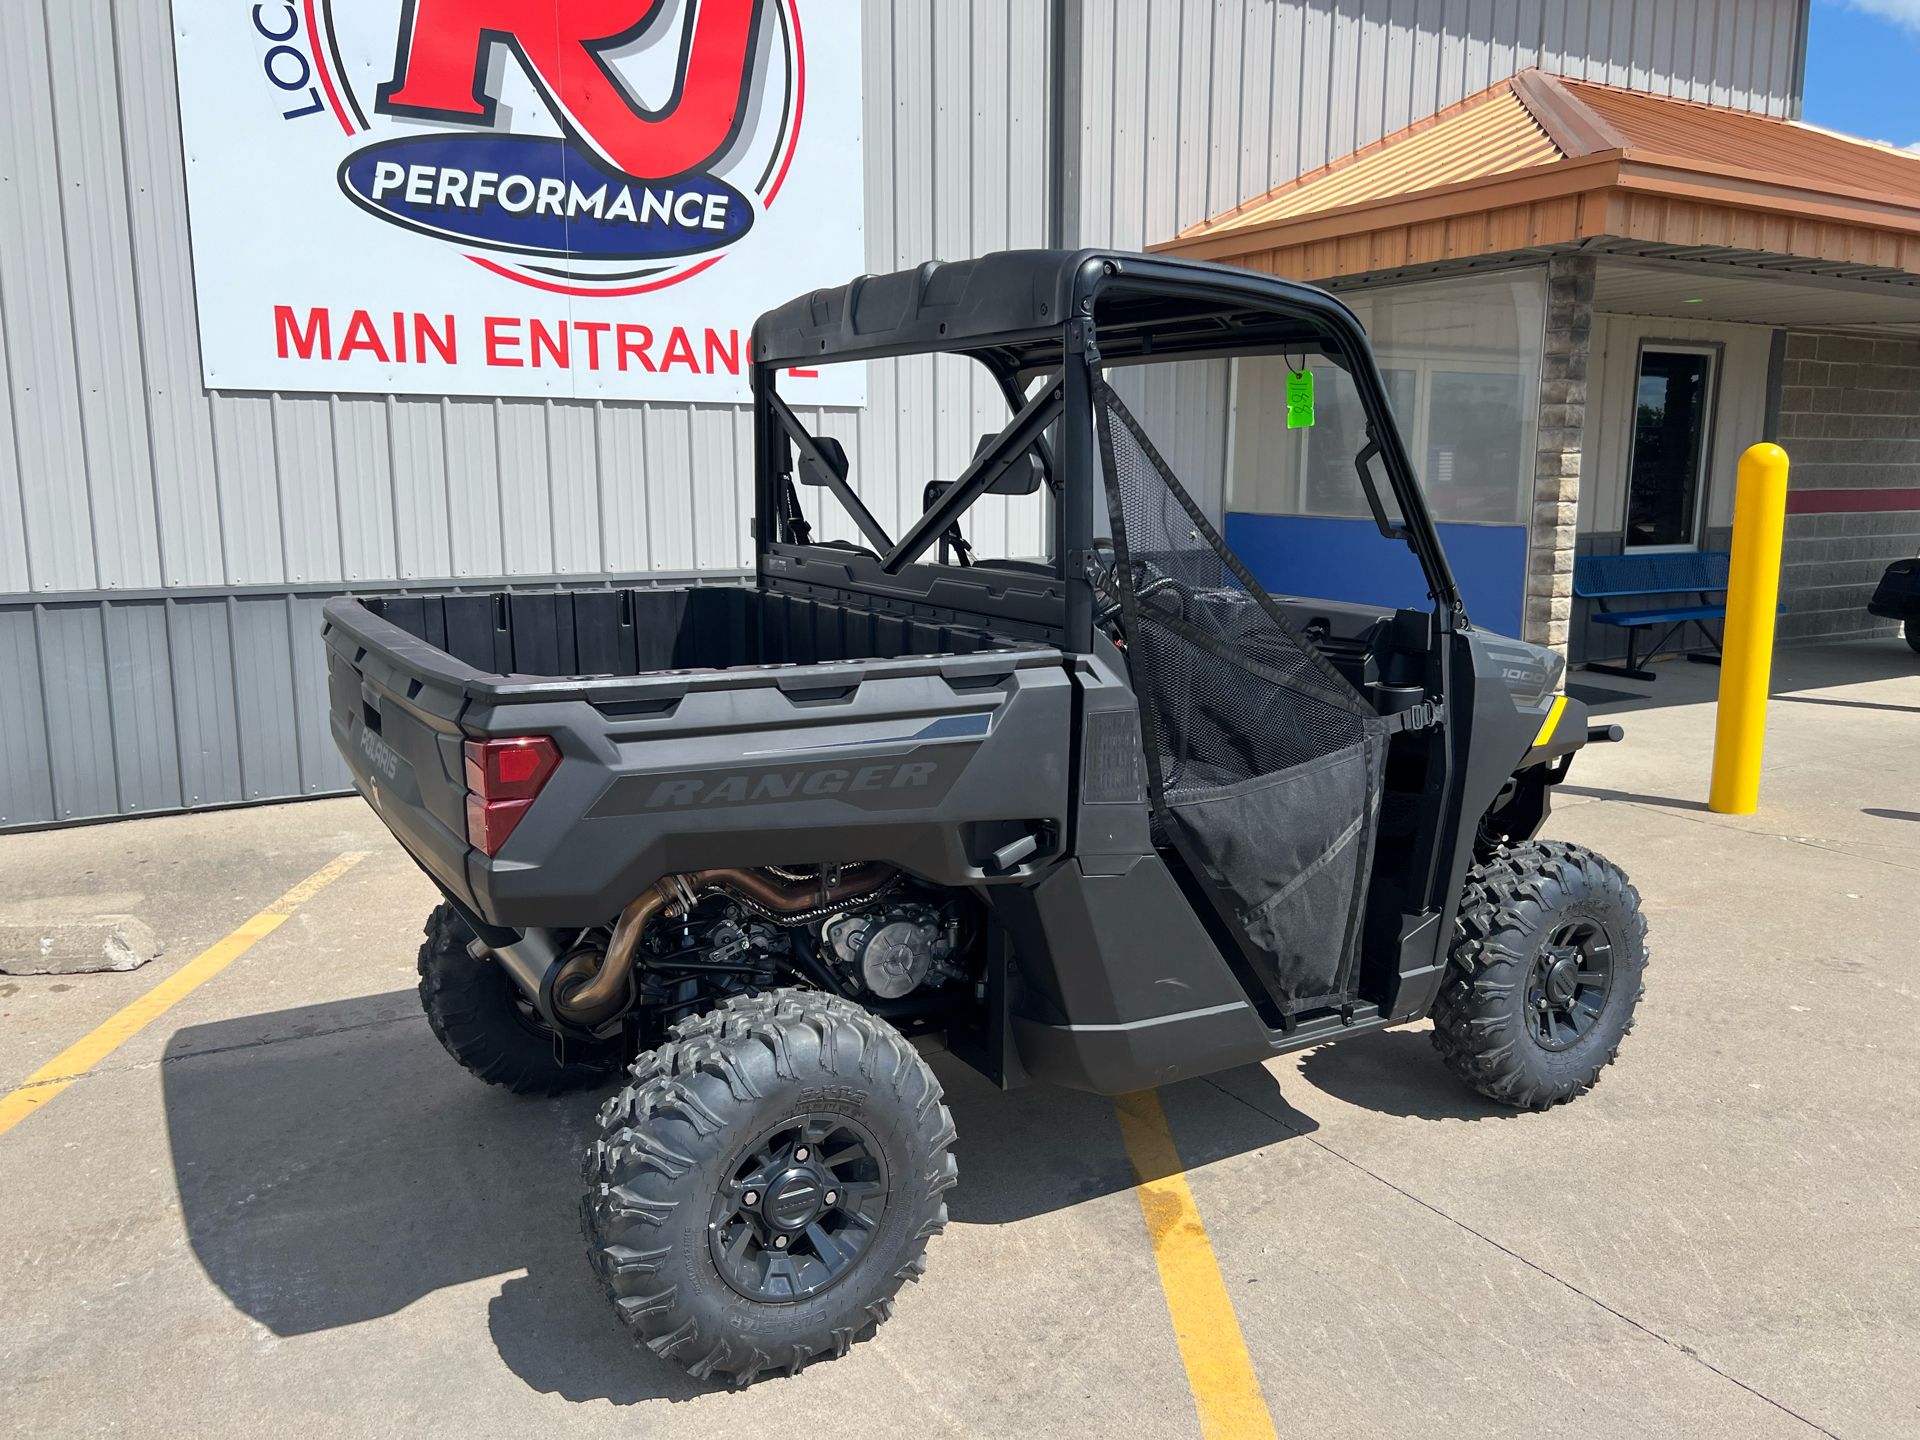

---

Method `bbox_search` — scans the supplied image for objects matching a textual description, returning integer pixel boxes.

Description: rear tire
[416,902,621,1095]
[582,988,956,1385]
[1431,841,1647,1110]
[1904,622,1920,656]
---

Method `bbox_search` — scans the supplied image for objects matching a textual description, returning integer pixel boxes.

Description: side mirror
[973,433,1044,495]
[797,435,850,487]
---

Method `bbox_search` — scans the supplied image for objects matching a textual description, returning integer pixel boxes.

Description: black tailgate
[322,597,476,905]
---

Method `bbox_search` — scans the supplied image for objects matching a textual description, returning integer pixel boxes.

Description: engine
[819,902,965,999]
[610,868,976,1033]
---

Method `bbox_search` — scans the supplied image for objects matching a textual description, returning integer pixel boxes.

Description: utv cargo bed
[322,583,1070,930]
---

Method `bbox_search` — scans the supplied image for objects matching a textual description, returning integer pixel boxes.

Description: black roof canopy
[751,248,1373,373]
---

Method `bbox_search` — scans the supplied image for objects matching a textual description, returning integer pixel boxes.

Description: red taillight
[463,736,560,855]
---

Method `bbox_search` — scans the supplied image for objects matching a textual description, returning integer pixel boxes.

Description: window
[1625,346,1715,551]
[1425,368,1527,523]
[1227,270,1545,528]
[1298,364,1416,519]
[779,352,1052,565]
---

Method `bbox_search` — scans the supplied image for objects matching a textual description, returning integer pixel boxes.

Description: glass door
[1625,345,1716,551]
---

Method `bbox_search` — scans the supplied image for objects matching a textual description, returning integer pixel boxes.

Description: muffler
[465,928,562,1005]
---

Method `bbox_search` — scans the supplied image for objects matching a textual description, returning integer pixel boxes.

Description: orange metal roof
[1567,78,1920,207]
[1159,71,1920,281]
[1206,87,1560,229]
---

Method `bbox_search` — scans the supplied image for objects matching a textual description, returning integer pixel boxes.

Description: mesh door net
[1093,378,1389,1010]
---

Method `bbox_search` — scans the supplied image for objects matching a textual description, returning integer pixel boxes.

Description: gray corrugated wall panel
[44,0,163,592]
[271,396,345,585]
[165,597,243,808]
[387,399,453,580]
[643,407,699,572]
[495,402,554,576]
[597,405,650,573]
[1080,0,1808,247]
[0,612,56,826]
[0,285,29,593]
[0,0,95,592]
[442,399,506,579]
[690,408,747,571]
[228,597,301,801]
[114,0,224,589]
[208,392,283,586]
[102,599,183,815]
[546,401,603,573]
[332,398,399,582]
[36,606,120,821]
[287,595,351,794]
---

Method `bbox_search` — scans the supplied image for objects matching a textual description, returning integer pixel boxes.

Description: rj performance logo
[318,0,803,295]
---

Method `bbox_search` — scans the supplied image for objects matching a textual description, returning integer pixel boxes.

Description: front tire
[1431,841,1647,1110]
[582,988,956,1385]
[1905,622,1920,656]
[416,902,621,1095]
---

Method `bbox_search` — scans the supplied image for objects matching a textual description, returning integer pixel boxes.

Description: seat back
[1574,551,1729,598]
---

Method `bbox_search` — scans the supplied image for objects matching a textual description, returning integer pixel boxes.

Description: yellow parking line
[1115,1089,1279,1440]
[0,851,367,1139]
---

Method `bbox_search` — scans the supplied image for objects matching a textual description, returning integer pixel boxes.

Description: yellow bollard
[1708,443,1790,814]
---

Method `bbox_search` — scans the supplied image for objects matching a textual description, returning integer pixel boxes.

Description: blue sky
[1803,2,1920,147]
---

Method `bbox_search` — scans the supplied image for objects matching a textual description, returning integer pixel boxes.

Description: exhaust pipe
[549,865,898,1027]
[466,928,562,1003]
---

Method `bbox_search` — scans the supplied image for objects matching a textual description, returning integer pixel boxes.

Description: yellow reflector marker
[1533,693,1568,748]
[0,851,367,1140]
[1115,1089,1279,1440]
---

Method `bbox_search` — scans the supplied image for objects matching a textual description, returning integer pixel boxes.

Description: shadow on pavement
[1864,807,1920,823]
[1295,1027,1519,1121]
[1776,693,1920,717]
[162,992,1320,1406]
[1555,783,1709,812]
[1570,638,1919,719]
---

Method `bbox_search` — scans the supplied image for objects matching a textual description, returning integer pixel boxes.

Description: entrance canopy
[1155,69,1920,304]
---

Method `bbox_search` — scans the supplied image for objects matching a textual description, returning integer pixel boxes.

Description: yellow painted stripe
[1533,693,1568,748]
[1115,1089,1278,1440]
[0,851,367,1139]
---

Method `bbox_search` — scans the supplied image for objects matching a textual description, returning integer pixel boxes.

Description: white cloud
[1836,0,1920,30]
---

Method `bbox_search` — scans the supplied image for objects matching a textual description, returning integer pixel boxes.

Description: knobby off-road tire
[1432,841,1647,1111]
[582,988,957,1386]
[416,902,621,1095]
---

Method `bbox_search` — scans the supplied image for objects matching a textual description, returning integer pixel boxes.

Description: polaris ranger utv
[324,249,1645,1384]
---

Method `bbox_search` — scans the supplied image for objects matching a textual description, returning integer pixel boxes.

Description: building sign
[171,0,864,404]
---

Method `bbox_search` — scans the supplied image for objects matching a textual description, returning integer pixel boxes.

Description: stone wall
[1526,255,1594,653]
[1775,332,1920,643]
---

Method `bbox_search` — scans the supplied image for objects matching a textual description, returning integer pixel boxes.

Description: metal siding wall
[1,0,96,594]
[38,606,120,821]
[101,601,183,814]
[1,0,1806,828]
[0,613,57,825]
[166,598,243,809]
[1079,0,1806,249]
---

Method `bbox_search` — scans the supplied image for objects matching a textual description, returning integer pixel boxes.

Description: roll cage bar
[751,249,1466,652]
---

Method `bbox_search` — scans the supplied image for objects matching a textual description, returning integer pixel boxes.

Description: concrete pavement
[0,638,1914,1437]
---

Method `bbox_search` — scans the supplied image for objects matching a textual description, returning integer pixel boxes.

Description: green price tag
[1286,367,1315,429]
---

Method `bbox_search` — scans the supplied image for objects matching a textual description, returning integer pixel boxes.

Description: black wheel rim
[1526,918,1615,1052]
[708,1113,889,1302]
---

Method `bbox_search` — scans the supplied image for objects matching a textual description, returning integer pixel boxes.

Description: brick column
[1525,255,1594,654]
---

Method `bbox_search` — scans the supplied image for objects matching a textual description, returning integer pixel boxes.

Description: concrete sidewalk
[0,638,1914,1437]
